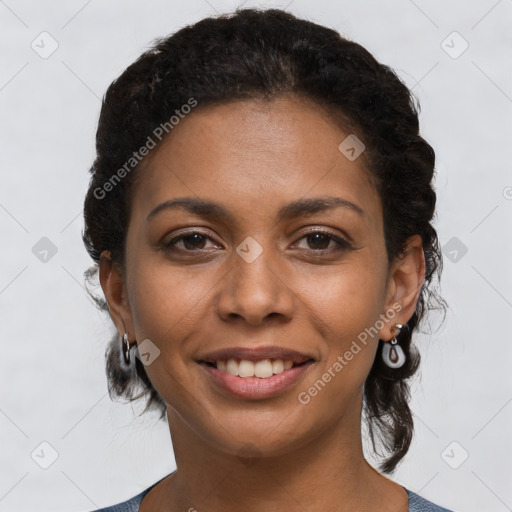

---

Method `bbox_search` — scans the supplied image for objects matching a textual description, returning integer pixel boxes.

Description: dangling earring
[121,332,133,368]
[382,323,406,368]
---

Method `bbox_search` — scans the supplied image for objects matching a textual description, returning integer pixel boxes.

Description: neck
[145,396,408,512]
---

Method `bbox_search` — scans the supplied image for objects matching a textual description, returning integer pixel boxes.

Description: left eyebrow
[146,195,365,223]
[276,196,365,220]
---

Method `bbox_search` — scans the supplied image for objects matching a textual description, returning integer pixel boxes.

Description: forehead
[130,96,381,231]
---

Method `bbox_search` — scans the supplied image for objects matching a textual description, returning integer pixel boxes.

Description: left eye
[294,230,351,252]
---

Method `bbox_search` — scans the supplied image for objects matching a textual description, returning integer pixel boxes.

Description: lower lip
[198,362,314,400]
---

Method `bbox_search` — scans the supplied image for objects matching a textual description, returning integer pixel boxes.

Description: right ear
[98,250,136,340]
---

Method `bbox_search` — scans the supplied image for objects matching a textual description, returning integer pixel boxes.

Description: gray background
[1,0,511,511]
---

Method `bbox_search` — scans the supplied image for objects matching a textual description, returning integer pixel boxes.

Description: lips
[196,345,316,399]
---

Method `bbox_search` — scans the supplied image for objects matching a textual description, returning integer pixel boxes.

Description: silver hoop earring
[121,332,133,368]
[382,323,406,368]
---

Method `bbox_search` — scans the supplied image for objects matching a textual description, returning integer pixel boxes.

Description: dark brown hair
[82,8,446,473]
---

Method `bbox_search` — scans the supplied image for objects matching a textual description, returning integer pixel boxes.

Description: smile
[197,358,315,399]
[205,358,312,378]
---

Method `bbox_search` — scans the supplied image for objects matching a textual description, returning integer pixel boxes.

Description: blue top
[93,472,454,512]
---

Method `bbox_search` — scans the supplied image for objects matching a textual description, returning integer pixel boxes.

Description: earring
[121,332,133,367]
[382,323,406,369]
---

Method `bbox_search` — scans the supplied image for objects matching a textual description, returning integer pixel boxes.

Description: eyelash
[163,229,352,256]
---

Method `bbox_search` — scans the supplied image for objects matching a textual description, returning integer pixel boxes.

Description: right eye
[164,231,219,253]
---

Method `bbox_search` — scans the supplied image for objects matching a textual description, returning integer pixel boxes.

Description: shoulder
[93,488,147,512]
[92,479,456,512]
[92,489,146,512]
[405,488,455,512]
[92,473,172,512]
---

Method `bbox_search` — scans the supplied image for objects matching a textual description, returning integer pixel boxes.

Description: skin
[100,95,425,512]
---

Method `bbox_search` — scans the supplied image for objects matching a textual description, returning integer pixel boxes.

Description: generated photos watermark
[93,97,198,200]
[297,302,402,405]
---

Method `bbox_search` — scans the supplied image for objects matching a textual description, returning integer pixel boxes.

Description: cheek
[128,260,210,339]
[125,265,203,408]
[304,259,385,337]
[298,262,385,388]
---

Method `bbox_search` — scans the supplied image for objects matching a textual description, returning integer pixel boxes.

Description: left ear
[379,234,426,341]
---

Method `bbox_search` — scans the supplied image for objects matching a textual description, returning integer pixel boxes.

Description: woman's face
[104,95,420,459]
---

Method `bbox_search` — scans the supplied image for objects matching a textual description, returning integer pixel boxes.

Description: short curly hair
[82,7,446,474]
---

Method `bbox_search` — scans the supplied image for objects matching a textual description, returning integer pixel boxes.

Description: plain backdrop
[1,1,511,511]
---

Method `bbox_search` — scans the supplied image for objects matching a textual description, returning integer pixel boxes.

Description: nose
[216,242,295,326]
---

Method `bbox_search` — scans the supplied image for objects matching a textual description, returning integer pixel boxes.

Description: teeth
[226,359,239,376]
[217,358,297,378]
[272,360,284,374]
[255,359,274,378]
[238,360,255,378]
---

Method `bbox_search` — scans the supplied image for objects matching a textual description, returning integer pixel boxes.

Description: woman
[83,8,452,512]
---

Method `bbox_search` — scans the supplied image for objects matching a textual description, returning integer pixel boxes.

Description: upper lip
[197,345,315,365]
